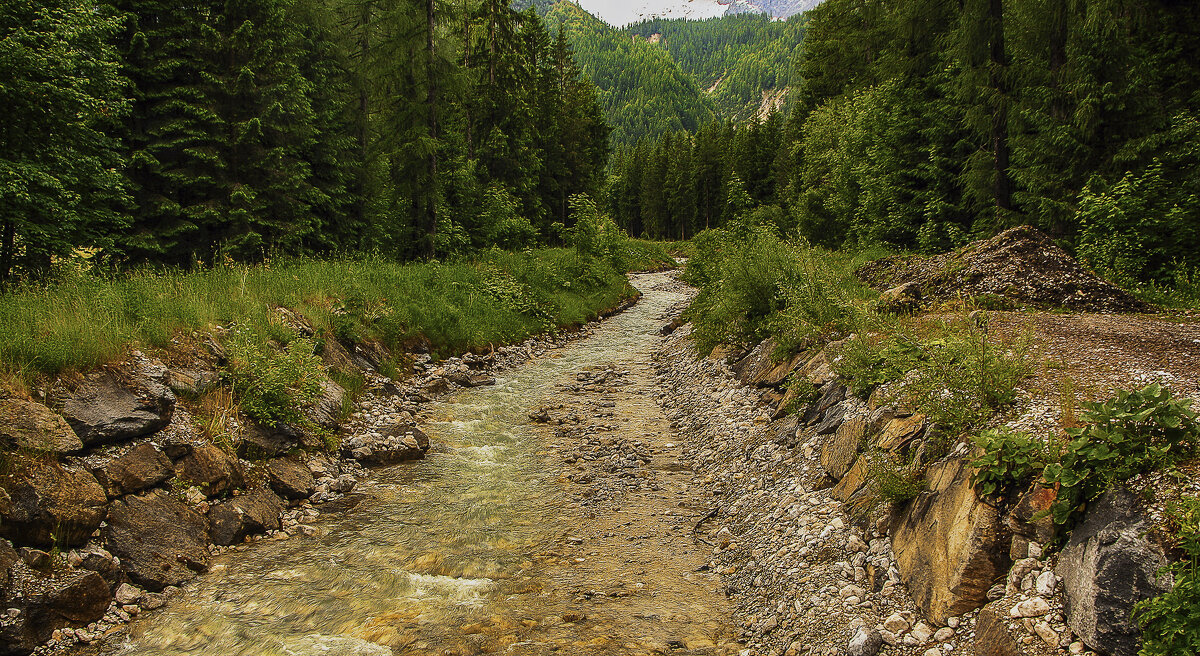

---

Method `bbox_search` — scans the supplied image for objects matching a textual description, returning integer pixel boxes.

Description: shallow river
[105,272,722,656]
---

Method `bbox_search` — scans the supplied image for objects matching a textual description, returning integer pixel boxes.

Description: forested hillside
[1,0,609,280]
[614,0,1200,291]
[541,2,715,143]
[625,14,805,121]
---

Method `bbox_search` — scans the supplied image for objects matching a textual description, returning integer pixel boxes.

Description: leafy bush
[970,428,1049,498]
[222,327,326,426]
[1135,496,1200,656]
[868,451,926,504]
[833,317,1031,452]
[1044,383,1200,526]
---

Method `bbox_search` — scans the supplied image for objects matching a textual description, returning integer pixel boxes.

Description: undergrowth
[1136,496,1200,656]
[0,246,668,382]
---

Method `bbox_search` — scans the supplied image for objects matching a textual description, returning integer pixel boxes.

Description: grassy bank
[0,243,673,384]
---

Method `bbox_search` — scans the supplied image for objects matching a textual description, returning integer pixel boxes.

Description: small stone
[141,593,166,610]
[1069,641,1085,654]
[1034,621,1058,646]
[933,627,954,641]
[910,621,934,643]
[846,627,882,656]
[114,582,143,605]
[923,649,942,656]
[1035,570,1058,596]
[946,617,960,629]
[1010,597,1051,618]
[883,612,910,634]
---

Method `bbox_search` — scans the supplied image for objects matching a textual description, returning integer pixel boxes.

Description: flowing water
[105,272,727,656]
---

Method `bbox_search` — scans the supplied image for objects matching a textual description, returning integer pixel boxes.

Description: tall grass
[0,247,665,381]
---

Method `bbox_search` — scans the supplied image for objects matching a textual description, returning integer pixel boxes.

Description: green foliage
[868,451,926,505]
[1043,383,1200,527]
[1135,497,1200,656]
[223,328,326,426]
[684,224,875,355]
[970,428,1049,498]
[0,249,639,379]
[833,317,1031,450]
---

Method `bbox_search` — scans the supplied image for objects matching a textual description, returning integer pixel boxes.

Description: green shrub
[1135,497,1200,656]
[869,451,926,504]
[222,327,328,426]
[970,428,1049,498]
[1044,383,1200,526]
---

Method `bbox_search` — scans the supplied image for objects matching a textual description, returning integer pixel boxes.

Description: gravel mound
[855,226,1152,313]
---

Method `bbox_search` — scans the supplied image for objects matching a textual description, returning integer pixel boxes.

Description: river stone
[92,442,173,497]
[60,365,175,446]
[1056,488,1172,656]
[0,464,107,548]
[173,442,244,497]
[891,456,1011,624]
[208,488,284,545]
[847,627,883,656]
[266,457,316,499]
[0,398,82,454]
[104,491,210,591]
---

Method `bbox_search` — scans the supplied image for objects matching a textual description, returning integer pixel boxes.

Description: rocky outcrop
[0,398,82,454]
[875,282,923,314]
[1056,488,1172,656]
[59,363,175,446]
[172,442,244,497]
[104,491,210,591]
[90,442,173,497]
[0,464,107,548]
[208,488,284,546]
[890,456,1011,624]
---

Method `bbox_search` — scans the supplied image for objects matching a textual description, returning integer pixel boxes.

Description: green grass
[0,247,663,383]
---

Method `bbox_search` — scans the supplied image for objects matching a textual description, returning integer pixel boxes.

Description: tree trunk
[426,0,439,257]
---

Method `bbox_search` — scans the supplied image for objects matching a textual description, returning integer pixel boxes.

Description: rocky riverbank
[650,273,1178,656]
[0,294,641,656]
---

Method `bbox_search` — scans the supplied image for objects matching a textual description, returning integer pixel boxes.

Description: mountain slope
[726,0,824,19]
[543,2,716,143]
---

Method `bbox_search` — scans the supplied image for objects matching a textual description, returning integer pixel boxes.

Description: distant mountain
[725,0,824,19]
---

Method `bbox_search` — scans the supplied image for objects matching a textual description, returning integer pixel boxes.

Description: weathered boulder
[208,488,284,545]
[0,568,110,655]
[891,456,1011,624]
[104,491,210,591]
[344,424,431,465]
[447,372,497,388]
[238,423,299,458]
[306,379,346,429]
[875,414,927,452]
[265,457,316,499]
[0,464,107,548]
[91,442,173,497]
[164,368,219,397]
[732,338,781,387]
[173,442,244,497]
[1056,488,1172,656]
[802,381,847,425]
[976,601,1030,656]
[0,398,82,454]
[822,416,867,480]
[59,363,175,446]
[319,336,355,373]
[875,281,923,314]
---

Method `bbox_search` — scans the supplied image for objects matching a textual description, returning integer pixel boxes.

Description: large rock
[0,569,110,655]
[91,442,173,497]
[0,398,82,454]
[306,379,346,429]
[0,465,107,548]
[59,363,175,446]
[238,423,300,458]
[173,441,245,497]
[822,417,866,480]
[1056,488,1172,656]
[891,456,1011,623]
[208,488,284,545]
[104,491,210,590]
[975,601,1030,656]
[164,368,219,397]
[265,457,316,500]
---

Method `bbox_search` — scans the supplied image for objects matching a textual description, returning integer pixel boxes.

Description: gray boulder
[60,363,175,446]
[104,491,210,591]
[1056,488,1173,656]
[207,488,284,545]
[0,465,107,548]
[846,627,882,656]
[173,442,245,497]
[91,442,174,497]
[0,398,82,454]
[265,457,316,500]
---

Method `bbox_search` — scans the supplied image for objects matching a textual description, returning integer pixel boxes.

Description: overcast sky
[576,0,729,26]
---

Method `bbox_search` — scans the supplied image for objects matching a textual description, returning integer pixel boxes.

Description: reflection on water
[109,274,689,656]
